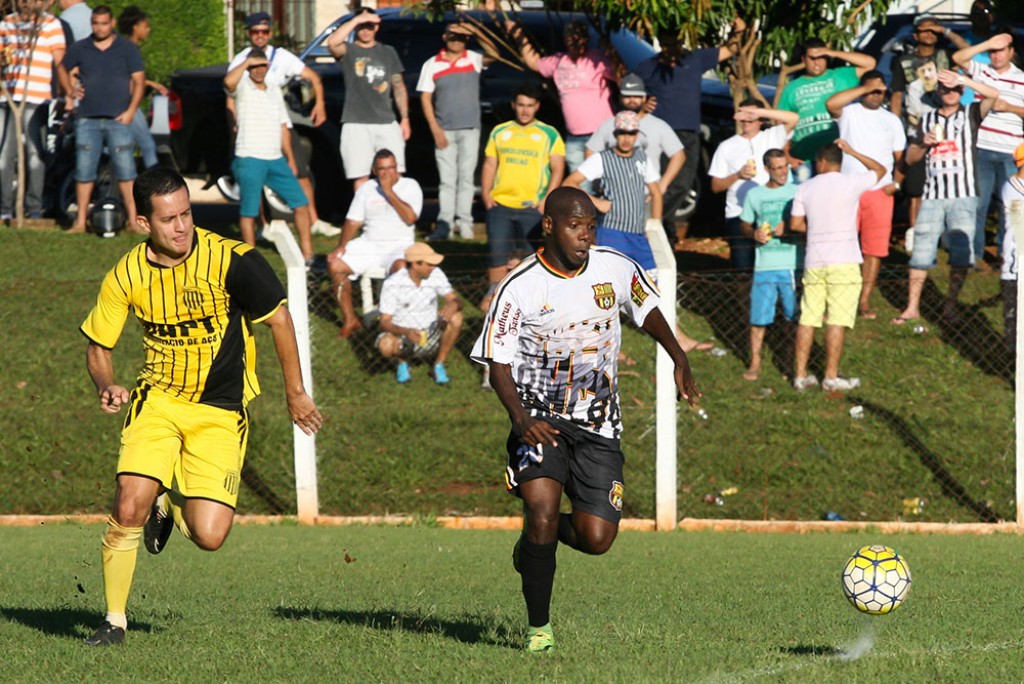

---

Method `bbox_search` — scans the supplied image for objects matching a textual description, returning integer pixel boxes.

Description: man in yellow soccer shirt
[79,168,322,646]
[480,84,565,308]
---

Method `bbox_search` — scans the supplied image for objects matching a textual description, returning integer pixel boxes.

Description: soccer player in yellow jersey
[79,168,322,646]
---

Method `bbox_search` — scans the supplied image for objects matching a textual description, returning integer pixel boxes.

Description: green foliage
[55,0,226,84]
[4,524,1024,681]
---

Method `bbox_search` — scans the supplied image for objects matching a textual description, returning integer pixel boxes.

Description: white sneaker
[311,220,341,237]
[822,376,861,392]
[481,365,492,389]
[458,222,475,240]
[793,374,819,392]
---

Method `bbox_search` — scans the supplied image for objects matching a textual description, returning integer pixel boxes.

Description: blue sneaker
[396,361,411,384]
[432,362,449,385]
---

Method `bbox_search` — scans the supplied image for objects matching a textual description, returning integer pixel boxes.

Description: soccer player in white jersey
[471,186,700,652]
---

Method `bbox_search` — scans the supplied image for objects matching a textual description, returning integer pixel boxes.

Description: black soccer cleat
[83,621,125,646]
[144,493,173,555]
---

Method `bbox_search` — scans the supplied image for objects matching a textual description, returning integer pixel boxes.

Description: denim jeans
[911,196,979,269]
[130,108,159,169]
[974,148,1015,260]
[486,204,541,267]
[0,102,47,216]
[75,116,136,182]
[434,127,479,236]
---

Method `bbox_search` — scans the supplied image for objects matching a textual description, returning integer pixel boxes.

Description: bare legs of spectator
[893,265,969,324]
[858,256,881,319]
[68,179,138,234]
[436,312,463,365]
[744,325,766,381]
[327,256,361,338]
[298,177,321,225]
[293,205,314,262]
[794,323,846,383]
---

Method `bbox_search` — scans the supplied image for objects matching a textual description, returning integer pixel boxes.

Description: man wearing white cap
[377,242,464,385]
[999,142,1024,350]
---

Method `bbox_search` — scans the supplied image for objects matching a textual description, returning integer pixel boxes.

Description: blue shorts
[75,117,136,182]
[596,226,655,271]
[750,269,798,326]
[230,156,308,218]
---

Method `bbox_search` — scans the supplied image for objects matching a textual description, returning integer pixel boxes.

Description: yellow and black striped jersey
[80,227,287,410]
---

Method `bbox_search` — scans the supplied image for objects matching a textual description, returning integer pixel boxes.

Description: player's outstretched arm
[489,361,560,446]
[640,309,701,406]
[86,342,131,414]
[263,306,323,435]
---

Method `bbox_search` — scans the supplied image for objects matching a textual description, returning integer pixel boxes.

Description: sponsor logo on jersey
[630,274,649,308]
[592,282,614,310]
[540,302,554,317]
[608,480,624,511]
[182,287,205,311]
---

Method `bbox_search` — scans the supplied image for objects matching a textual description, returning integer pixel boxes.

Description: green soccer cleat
[525,624,555,653]
[83,621,125,646]
[144,492,173,555]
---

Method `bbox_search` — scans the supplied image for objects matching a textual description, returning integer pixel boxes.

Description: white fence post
[646,220,679,531]
[264,220,319,523]
[1009,200,1024,527]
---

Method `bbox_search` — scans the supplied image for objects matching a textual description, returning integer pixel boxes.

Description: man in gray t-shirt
[585,74,684,199]
[327,9,409,188]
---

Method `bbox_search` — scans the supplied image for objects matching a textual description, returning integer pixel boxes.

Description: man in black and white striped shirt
[892,69,998,327]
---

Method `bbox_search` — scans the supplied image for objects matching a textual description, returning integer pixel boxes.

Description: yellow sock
[100,516,142,618]
[167,490,192,541]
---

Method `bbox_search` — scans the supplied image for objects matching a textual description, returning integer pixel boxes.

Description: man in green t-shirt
[777,38,876,169]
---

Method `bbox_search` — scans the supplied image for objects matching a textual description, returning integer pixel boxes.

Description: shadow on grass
[273,606,514,647]
[850,397,1001,523]
[0,607,155,639]
[780,644,844,657]
[877,267,1012,386]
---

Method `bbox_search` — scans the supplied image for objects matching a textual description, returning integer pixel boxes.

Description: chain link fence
[0,231,1014,525]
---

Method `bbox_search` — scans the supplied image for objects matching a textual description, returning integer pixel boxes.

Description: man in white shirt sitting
[376,242,464,385]
[328,149,424,338]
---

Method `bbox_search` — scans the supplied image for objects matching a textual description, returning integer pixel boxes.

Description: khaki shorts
[799,264,862,329]
[118,385,249,507]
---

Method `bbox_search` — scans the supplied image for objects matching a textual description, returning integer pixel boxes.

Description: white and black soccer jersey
[471,247,660,439]
[1002,176,1024,282]
[917,103,983,200]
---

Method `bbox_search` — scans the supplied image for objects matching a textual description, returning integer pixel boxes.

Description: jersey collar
[536,247,588,279]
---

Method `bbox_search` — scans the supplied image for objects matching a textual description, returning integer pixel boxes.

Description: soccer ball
[841,545,911,615]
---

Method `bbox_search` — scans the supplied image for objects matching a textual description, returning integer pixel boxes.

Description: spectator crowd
[3,1,1024,389]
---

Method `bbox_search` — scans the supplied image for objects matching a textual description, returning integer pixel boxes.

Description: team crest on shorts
[182,287,205,311]
[608,480,624,511]
[630,274,649,308]
[223,470,239,496]
[515,443,543,472]
[592,283,615,310]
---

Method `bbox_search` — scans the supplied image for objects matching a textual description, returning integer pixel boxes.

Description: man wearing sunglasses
[826,71,906,320]
[226,12,335,237]
[417,24,492,241]
[776,38,876,175]
[953,31,1024,268]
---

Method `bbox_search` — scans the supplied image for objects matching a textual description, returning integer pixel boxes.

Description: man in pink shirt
[789,140,885,392]
[508,19,615,176]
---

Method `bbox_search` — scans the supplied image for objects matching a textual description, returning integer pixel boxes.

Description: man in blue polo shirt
[58,4,144,234]
[634,16,745,249]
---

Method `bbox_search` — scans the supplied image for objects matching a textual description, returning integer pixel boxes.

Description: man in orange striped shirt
[0,0,67,221]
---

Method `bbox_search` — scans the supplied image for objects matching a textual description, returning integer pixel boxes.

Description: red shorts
[857,188,894,258]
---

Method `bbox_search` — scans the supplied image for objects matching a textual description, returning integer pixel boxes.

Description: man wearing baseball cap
[376,242,464,385]
[999,142,1024,350]
[585,74,685,204]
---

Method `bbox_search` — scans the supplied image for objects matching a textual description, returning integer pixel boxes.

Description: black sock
[557,513,580,550]
[519,538,557,628]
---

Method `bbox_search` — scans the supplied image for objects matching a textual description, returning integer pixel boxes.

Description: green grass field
[2,524,1023,682]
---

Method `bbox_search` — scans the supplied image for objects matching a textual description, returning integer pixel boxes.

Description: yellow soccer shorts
[799,264,862,330]
[118,385,249,507]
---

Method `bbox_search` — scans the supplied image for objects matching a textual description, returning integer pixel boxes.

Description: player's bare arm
[263,307,323,435]
[489,362,560,447]
[640,308,701,406]
[85,342,131,414]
